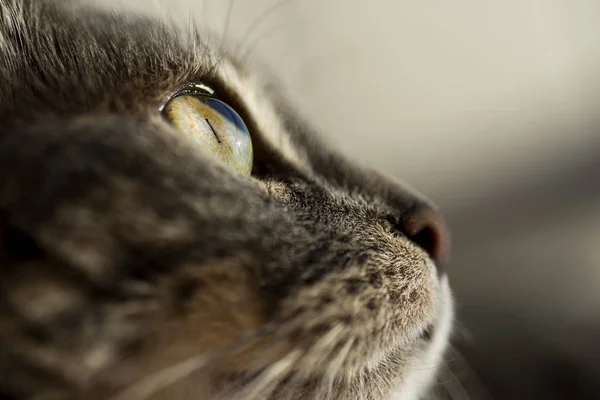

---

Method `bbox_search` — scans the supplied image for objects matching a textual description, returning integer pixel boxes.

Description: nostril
[388,206,451,272]
[411,226,438,259]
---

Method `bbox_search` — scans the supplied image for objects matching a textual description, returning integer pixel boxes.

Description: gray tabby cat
[0,0,453,399]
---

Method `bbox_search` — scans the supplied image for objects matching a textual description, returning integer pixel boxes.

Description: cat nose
[388,204,451,272]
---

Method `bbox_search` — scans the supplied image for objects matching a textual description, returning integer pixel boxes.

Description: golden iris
[163,93,253,175]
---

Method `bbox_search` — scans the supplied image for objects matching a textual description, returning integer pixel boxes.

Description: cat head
[0,1,453,399]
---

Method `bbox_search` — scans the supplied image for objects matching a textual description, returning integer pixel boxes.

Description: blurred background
[93,0,600,398]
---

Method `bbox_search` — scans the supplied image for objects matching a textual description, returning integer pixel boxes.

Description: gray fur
[0,1,453,399]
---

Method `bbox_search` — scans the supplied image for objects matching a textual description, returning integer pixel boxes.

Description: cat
[0,0,453,399]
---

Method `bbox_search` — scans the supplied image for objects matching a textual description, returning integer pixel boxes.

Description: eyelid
[159,83,216,112]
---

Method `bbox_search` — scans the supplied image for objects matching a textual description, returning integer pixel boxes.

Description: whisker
[219,0,236,50]
[326,336,355,380]
[235,324,346,399]
[110,323,278,400]
[451,321,474,345]
[231,349,303,400]
[321,336,356,399]
[290,324,346,384]
[234,0,298,57]
[242,334,294,372]
[440,345,493,400]
[239,19,315,61]
[437,361,471,400]
[110,354,212,400]
[436,366,467,386]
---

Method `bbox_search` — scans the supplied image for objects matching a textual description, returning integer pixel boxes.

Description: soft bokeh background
[91,1,600,398]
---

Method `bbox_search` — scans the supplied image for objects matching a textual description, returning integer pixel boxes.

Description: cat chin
[390,275,453,400]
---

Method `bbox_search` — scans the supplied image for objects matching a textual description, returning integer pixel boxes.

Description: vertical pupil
[205,118,222,143]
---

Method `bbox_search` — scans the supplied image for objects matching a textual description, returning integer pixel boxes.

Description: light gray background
[86,1,600,398]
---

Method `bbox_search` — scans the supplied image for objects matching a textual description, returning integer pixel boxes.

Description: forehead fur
[0,0,213,115]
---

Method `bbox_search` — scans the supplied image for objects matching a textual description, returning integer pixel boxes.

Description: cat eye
[162,89,253,175]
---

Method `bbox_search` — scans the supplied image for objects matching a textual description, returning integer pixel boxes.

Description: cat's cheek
[91,257,269,396]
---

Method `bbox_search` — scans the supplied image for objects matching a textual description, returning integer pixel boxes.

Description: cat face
[0,1,453,399]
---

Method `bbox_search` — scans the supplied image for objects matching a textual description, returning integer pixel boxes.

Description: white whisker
[321,336,356,399]
[440,345,493,400]
[234,0,298,56]
[292,324,345,382]
[111,323,279,400]
[232,349,303,400]
[110,354,211,400]
[437,361,471,400]
[239,19,315,61]
[219,0,235,49]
